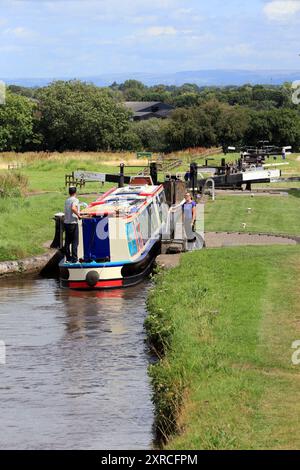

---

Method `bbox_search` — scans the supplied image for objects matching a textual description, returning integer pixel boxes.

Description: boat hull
[59,240,160,290]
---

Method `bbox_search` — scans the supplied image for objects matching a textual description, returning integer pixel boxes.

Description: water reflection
[0,277,154,450]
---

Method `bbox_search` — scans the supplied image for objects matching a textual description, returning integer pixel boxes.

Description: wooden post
[150,162,158,185]
[119,163,125,188]
[190,163,198,197]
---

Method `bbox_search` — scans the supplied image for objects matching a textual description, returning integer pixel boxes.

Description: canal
[0,277,154,449]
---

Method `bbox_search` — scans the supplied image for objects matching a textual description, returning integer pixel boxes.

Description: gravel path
[215,189,289,197]
[205,231,298,248]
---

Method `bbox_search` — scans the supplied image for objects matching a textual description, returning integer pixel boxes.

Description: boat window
[134,220,144,250]
[126,222,138,256]
[148,202,159,234]
[159,190,167,206]
[157,191,168,223]
[139,208,151,243]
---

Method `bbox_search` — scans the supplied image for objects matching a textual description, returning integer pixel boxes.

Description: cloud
[42,0,176,16]
[3,26,35,38]
[0,45,23,53]
[128,15,158,25]
[263,1,300,21]
[170,7,203,24]
[145,26,178,37]
[224,43,255,56]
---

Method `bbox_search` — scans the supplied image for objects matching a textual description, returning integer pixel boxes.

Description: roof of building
[133,111,155,117]
[124,101,161,112]
[124,101,174,112]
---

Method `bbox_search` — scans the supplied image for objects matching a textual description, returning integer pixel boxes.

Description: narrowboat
[59,177,168,290]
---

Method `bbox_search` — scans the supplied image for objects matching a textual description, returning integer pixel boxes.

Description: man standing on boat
[182,192,197,242]
[64,186,81,263]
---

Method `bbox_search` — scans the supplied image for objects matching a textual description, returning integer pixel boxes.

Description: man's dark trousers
[64,223,79,262]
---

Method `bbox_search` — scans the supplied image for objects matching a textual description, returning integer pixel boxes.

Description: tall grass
[0,151,148,166]
[0,172,28,198]
[0,148,224,167]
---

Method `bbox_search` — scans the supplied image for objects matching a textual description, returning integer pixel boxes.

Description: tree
[36,80,133,151]
[0,91,35,151]
[171,93,201,108]
[118,80,146,101]
[216,104,250,146]
[133,119,169,152]
[166,106,218,151]
[244,109,300,148]
[8,85,37,99]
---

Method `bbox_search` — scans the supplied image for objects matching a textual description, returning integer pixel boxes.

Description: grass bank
[0,194,64,261]
[146,245,300,449]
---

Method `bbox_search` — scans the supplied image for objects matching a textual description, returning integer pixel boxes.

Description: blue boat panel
[82,217,110,261]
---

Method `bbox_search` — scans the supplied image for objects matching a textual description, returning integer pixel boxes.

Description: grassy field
[204,193,300,235]
[146,245,300,449]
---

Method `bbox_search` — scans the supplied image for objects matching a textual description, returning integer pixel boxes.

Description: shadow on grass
[288,189,300,198]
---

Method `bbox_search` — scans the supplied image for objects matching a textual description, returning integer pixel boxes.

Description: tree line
[1,79,300,153]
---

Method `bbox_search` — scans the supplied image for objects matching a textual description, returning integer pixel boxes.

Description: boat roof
[81,184,163,218]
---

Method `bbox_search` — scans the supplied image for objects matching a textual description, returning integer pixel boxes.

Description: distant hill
[3,69,300,88]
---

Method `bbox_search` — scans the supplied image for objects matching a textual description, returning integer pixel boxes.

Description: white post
[203,178,215,201]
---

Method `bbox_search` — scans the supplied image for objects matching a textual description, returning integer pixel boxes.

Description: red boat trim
[96,187,117,202]
[69,280,123,289]
[139,185,164,197]
[89,201,105,207]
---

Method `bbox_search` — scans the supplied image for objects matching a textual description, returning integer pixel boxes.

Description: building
[124,101,174,121]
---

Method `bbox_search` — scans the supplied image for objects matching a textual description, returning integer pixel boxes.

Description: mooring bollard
[51,213,65,249]
[150,162,158,185]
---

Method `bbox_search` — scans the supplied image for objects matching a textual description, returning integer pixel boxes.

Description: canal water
[0,277,154,450]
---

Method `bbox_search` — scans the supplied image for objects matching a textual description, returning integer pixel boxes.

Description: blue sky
[0,0,300,78]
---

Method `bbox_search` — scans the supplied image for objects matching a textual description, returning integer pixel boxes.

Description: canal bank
[146,245,300,449]
[0,248,61,277]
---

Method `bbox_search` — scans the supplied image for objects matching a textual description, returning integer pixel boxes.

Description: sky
[0,0,300,78]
